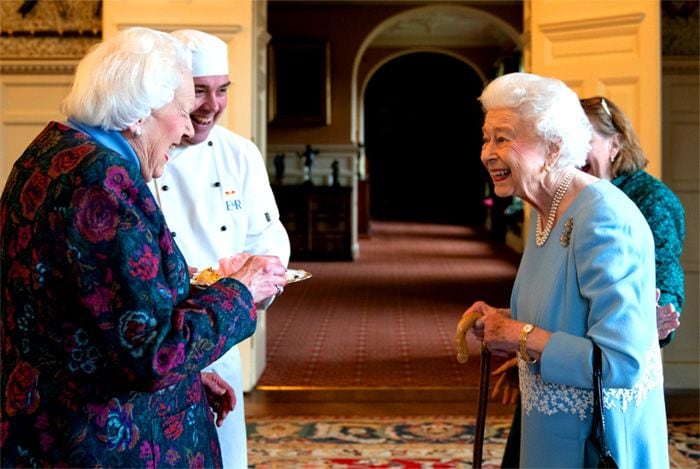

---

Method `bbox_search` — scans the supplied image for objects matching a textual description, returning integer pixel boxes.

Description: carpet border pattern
[247,415,698,468]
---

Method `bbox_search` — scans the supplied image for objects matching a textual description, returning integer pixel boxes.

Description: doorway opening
[364,52,487,226]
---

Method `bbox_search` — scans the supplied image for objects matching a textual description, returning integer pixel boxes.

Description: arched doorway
[351,4,522,233]
[364,52,486,225]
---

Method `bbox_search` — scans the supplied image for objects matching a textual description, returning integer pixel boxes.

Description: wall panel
[0,71,74,188]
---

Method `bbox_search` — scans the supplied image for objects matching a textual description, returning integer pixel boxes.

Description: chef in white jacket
[149,30,290,468]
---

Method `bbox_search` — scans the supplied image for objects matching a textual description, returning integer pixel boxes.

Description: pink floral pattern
[1,122,257,467]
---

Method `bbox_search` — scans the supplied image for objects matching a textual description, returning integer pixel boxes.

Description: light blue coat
[512,180,669,468]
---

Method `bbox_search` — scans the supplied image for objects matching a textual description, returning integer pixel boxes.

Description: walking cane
[473,342,491,469]
[455,311,489,469]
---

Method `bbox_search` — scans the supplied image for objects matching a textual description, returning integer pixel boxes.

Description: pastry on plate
[191,267,221,286]
[192,265,312,287]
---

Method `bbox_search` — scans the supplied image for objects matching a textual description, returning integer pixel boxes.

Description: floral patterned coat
[0,122,257,468]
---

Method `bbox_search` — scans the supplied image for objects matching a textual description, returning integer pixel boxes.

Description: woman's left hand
[656,289,680,340]
[455,302,511,362]
[459,301,509,340]
[230,255,287,304]
[476,310,521,358]
[201,371,236,427]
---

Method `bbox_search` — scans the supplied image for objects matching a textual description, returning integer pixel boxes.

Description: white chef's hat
[172,29,229,77]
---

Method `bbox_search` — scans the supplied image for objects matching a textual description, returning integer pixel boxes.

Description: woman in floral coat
[0,27,287,468]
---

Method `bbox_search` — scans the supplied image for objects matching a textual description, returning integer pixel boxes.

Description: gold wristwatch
[519,323,537,363]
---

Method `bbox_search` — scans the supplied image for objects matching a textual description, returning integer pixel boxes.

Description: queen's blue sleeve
[541,188,657,389]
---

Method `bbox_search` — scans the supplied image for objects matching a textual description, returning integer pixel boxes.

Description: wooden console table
[273,185,353,261]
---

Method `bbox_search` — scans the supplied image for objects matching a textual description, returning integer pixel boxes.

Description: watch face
[524,324,534,333]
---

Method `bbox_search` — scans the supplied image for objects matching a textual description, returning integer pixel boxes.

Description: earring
[132,128,142,138]
[544,162,551,173]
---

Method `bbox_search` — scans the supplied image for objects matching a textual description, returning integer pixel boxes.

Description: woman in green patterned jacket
[580,96,685,347]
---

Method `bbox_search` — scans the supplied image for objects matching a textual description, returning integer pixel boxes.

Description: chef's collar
[66,119,141,171]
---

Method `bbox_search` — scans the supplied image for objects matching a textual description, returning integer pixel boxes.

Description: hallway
[246,221,521,418]
[257,221,520,389]
[243,222,697,467]
[245,221,697,421]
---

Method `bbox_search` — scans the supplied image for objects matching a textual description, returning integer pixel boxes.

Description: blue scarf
[66,119,141,171]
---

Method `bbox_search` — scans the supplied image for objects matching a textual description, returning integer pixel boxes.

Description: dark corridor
[364,52,487,226]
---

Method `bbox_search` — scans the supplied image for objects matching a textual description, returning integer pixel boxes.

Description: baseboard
[665,388,699,419]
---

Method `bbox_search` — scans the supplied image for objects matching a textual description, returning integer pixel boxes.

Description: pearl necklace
[535,170,576,247]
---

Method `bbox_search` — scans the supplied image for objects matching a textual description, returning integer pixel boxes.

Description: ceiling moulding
[370,5,519,50]
[538,13,645,64]
[1,59,79,75]
[113,23,242,38]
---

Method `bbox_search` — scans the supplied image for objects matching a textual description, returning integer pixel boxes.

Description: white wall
[0,64,76,188]
[662,59,699,390]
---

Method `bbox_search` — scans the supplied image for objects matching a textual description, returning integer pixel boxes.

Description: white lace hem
[519,348,663,421]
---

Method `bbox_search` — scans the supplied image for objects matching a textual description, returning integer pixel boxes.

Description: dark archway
[364,52,487,226]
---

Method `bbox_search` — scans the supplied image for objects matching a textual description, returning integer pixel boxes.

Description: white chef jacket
[149,125,290,469]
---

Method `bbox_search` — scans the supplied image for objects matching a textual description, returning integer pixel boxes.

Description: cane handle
[455,311,484,363]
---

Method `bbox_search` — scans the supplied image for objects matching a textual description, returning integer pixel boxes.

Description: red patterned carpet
[246,416,699,468]
[257,221,521,388]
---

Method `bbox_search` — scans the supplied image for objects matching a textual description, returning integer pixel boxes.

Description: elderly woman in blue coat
[0,27,287,467]
[457,73,668,468]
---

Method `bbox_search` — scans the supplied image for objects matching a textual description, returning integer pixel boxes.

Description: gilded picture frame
[268,39,331,126]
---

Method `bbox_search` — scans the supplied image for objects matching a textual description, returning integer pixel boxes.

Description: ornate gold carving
[1,58,78,75]
[663,57,700,76]
[1,1,100,61]
[0,1,101,37]
[662,1,699,56]
[1,36,97,61]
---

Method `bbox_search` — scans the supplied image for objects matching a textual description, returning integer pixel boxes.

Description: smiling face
[137,70,195,181]
[480,108,550,203]
[184,74,230,145]
[579,128,619,181]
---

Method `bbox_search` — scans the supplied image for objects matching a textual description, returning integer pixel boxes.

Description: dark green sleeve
[632,182,685,348]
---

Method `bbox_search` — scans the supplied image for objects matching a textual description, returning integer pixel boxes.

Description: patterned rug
[247,416,699,468]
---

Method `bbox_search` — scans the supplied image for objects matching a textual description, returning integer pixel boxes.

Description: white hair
[61,27,192,131]
[479,72,591,169]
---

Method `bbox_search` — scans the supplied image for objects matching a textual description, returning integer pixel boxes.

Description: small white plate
[192,267,312,287]
[286,268,312,284]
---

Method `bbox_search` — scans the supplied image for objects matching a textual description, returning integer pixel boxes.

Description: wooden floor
[245,387,699,420]
[245,388,514,418]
